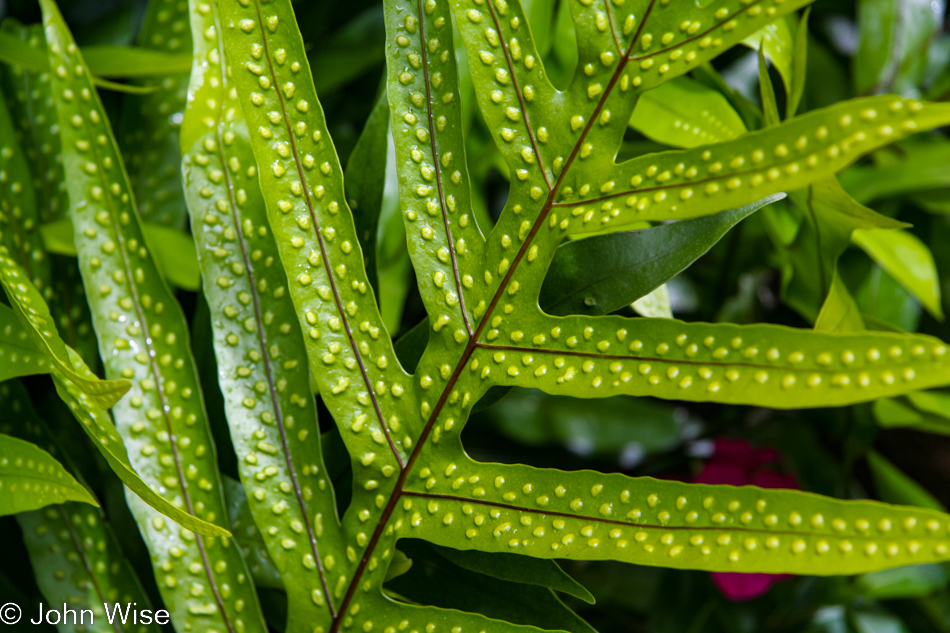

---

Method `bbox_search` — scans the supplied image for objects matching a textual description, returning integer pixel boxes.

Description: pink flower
[694,438,797,601]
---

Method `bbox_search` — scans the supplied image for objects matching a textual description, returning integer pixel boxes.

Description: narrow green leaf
[39,217,201,289]
[743,18,795,96]
[852,228,944,320]
[116,0,193,228]
[540,196,780,317]
[37,219,77,256]
[0,28,191,78]
[0,380,161,632]
[758,47,782,126]
[0,302,53,381]
[0,248,131,408]
[390,541,594,633]
[79,46,193,78]
[51,357,231,538]
[141,222,200,290]
[41,4,266,632]
[629,77,747,149]
[787,8,810,118]
[404,458,950,575]
[0,22,99,366]
[181,5,343,626]
[432,544,594,603]
[815,272,866,333]
[0,433,97,515]
[868,451,944,512]
[223,477,284,591]
[780,178,907,321]
[343,87,390,293]
[555,96,950,237]
[873,391,950,438]
[488,312,950,409]
[841,140,950,204]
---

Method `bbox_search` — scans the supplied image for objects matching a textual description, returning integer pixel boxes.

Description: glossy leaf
[207,0,950,630]
[79,46,193,78]
[51,349,231,537]
[140,222,201,291]
[343,87,390,294]
[0,22,99,366]
[873,391,950,437]
[852,228,943,320]
[116,0,193,228]
[0,302,53,381]
[540,195,780,316]
[224,477,284,591]
[0,380,161,632]
[40,4,267,633]
[780,178,906,321]
[0,433,96,516]
[758,47,781,126]
[841,140,950,204]
[787,8,809,118]
[0,27,191,77]
[403,457,950,575]
[0,247,131,408]
[38,217,201,290]
[629,77,747,149]
[743,18,795,96]
[815,272,866,333]
[181,5,341,627]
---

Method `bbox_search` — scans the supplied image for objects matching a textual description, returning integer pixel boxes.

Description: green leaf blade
[630,76,747,149]
[0,248,131,408]
[0,380,160,632]
[482,314,950,408]
[40,3,267,632]
[401,459,950,576]
[116,0,193,228]
[181,6,343,625]
[540,195,780,316]
[0,303,53,381]
[0,433,97,515]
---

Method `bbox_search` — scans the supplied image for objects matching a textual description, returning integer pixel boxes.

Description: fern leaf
[212,0,950,630]
[0,380,160,633]
[402,459,950,575]
[181,4,342,627]
[40,2,268,631]
[477,315,950,407]
[0,430,96,515]
[0,303,53,381]
[117,0,192,229]
[0,24,99,365]
[0,249,130,407]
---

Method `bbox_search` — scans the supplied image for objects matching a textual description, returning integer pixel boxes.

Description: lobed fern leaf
[7,0,950,632]
[212,0,950,631]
